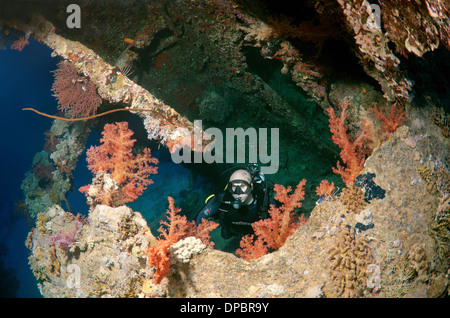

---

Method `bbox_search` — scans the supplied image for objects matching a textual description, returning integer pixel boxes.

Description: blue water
[0,37,214,297]
[0,37,57,297]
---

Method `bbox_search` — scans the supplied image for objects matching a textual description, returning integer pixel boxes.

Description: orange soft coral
[79,121,159,206]
[236,179,307,260]
[146,197,218,284]
[326,101,372,185]
[316,179,336,197]
[147,197,186,284]
[236,235,268,261]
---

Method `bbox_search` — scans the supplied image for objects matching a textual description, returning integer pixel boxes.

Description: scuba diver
[196,164,276,239]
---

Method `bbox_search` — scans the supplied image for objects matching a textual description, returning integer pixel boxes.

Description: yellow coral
[324,227,373,297]
[36,213,50,232]
[407,243,428,280]
[340,184,367,213]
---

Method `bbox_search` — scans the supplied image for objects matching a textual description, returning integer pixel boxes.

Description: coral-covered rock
[21,119,92,220]
[27,205,155,297]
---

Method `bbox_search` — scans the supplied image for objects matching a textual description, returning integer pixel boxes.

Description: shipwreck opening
[8,0,408,257]
[3,0,449,298]
[6,4,350,260]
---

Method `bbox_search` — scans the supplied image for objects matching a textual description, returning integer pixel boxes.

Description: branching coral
[419,162,449,196]
[146,197,218,284]
[235,234,268,261]
[406,243,428,280]
[431,195,450,270]
[430,106,450,138]
[79,122,158,207]
[236,179,308,261]
[326,101,373,185]
[239,21,275,45]
[13,15,207,154]
[10,30,31,51]
[381,257,417,297]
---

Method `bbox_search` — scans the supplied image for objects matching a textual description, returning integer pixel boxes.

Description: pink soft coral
[49,220,81,250]
[236,179,307,261]
[80,122,158,207]
[146,197,218,284]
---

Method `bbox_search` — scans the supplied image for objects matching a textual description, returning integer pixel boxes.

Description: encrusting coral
[336,0,413,107]
[49,218,81,250]
[79,121,159,207]
[379,0,449,57]
[8,0,449,298]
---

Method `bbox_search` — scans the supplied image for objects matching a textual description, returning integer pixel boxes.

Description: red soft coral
[236,179,307,260]
[80,122,159,206]
[369,103,406,134]
[146,197,218,284]
[326,101,372,185]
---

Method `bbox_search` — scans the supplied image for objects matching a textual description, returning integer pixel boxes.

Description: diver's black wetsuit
[196,191,276,239]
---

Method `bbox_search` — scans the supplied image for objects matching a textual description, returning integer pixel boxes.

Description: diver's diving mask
[228,180,252,195]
